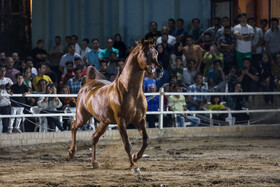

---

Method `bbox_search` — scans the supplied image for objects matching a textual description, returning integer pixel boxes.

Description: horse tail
[86,66,105,82]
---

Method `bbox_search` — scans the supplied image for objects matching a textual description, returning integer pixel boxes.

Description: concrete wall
[32,0,211,50]
[1,125,280,147]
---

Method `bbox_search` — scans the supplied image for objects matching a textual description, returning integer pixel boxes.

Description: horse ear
[140,37,145,45]
[151,37,156,45]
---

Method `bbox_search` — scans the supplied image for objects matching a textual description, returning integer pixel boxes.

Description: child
[208,96,228,125]
[171,57,183,83]
[23,67,33,89]
[9,73,30,133]
[25,56,38,76]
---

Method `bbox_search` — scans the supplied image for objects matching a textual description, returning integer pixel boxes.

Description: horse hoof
[131,168,141,175]
[132,154,138,162]
[92,161,100,169]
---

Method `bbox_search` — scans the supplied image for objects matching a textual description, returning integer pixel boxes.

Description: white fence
[0,89,280,129]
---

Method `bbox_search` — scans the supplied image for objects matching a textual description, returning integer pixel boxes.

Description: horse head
[137,38,163,80]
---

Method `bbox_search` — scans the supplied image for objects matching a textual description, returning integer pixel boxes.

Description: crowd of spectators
[0,13,280,133]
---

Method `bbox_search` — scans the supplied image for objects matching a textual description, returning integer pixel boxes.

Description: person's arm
[246,71,259,82]
[234,33,245,40]
[187,95,199,107]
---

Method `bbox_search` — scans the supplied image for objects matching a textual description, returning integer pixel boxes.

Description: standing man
[144,21,161,41]
[247,17,264,65]
[83,39,102,69]
[49,36,64,80]
[99,39,119,60]
[5,57,20,83]
[201,17,221,42]
[71,35,81,55]
[264,18,280,60]
[172,18,188,43]
[234,13,254,69]
[168,18,176,35]
[156,26,176,46]
[31,39,48,67]
[80,38,91,58]
[188,18,203,43]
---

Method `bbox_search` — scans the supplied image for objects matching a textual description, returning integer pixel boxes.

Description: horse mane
[86,66,106,82]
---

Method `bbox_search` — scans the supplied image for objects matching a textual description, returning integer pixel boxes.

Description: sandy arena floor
[0,136,280,186]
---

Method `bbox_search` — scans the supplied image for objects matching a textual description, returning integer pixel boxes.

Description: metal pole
[159,87,164,129]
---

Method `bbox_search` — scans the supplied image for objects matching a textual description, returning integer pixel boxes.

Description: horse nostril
[156,68,161,73]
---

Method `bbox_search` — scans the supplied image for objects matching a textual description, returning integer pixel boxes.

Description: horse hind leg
[133,119,150,163]
[66,110,91,161]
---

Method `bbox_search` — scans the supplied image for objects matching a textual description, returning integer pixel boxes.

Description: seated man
[66,67,83,94]
[187,73,208,111]
[207,59,226,91]
[60,61,75,88]
[99,60,111,80]
[168,85,200,127]
[32,62,52,91]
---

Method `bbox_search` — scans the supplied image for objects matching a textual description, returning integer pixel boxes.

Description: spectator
[32,62,52,91]
[11,52,21,69]
[64,36,72,53]
[168,85,200,127]
[258,53,273,104]
[272,53,280,91]
[202,43,224,77]
[115,60,125,78]
[23,67,33,89]
[25,56,38,76]
[208,96,228,125]
[187,73,208,111]
[199,32,212,51]
[183,35,204,72]
[106,51,119,75]
[182,59,196,88]
[5,57,20,83]
[168,18,176,35]
[172,18,188,43]
[0,52,6,64]
[156,26,176,46]
[83,38,102,69]
[216,16,234,40]
[74,56,86,76]
[99,38,119,60]
[113,34,127,58]
[60,61,75,88]
[49,36,64,73]
[37,83,65,132]
[156,44,170,88]
[189,18,203,43]
[66,67,83,94]
[143,71,157,93]
[236,57,259,102]
[234,13,254,69]
[260,19,269,35]
[170,42,186,68]
[99,60,111,80]
[207,59,226,90]
[145,21,161,40]
[160,33,175,55]
[226,66,238,92]
[60,85,76,130]
[145,85,171,128]
[217,26,236,74]
[45,63,58,89]
[71,35,81,55]
[201,17,221,42]
[226,82,249,124]
[59,43,82,74]
[80,38,91,59]
[31,39,47,67]
[247,17,264,66]
[171,57,184,83]
[264,18,280,60]
[8,73,30,133]
[17,60,26,73]
[0,65,13,133]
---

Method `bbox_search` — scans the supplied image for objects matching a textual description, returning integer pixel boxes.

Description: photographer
[37,82,65,132]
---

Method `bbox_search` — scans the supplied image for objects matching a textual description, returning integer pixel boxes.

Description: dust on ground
[0,136,280,186]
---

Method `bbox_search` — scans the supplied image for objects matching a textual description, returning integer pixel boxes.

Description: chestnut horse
[66,38,162,174]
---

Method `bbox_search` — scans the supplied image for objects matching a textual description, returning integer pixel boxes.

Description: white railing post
[159,87,164,129]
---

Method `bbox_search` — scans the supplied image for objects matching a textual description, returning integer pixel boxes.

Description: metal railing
[0,89,280,129]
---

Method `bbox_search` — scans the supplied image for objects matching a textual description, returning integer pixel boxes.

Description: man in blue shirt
[99,38,119,60]
[172,18,188,43]
[66,67,83,94]
[83,39,102,70]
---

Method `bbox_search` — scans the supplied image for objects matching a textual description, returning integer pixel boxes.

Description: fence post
[159,87,164,129]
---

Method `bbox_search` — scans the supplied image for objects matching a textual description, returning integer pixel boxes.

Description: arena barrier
[0,89,280,129]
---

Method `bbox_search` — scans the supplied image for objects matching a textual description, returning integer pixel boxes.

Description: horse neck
[118,52,145,92]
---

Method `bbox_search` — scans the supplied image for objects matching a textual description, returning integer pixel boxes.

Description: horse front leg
[91,122,108,169]
[117,118,140,174]
[133,118,150,163]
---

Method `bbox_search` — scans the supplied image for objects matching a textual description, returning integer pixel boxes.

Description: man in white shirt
[247,17,263,66]
[234,13,254,69]
[71,35,81,54]
[59,43,82,74]
[80,38,91,58]
[0,65,13,133]
[156,26,176,46]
